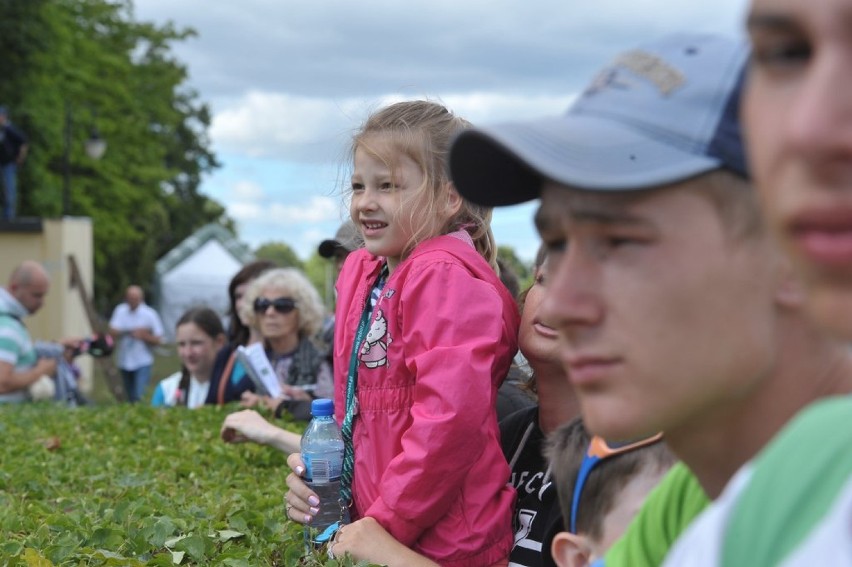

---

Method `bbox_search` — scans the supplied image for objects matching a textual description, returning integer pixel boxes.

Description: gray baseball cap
[318,220,361,258]
[449,33,749,206]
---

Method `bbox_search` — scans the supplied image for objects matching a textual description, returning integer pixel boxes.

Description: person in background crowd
[152,307,225,408]
[316,221,361,362]
[318,220,361,274]
[0,106,28,220]
[208,260,277,405]
[109,285,164,403]
[238,267,333,421]
[0,261,56,402]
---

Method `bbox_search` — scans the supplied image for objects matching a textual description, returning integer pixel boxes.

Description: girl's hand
[331,518,439,567]
[285,453,320,524]
[221,409,275,445]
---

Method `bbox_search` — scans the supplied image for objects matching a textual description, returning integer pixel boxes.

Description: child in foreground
[285,100,520,566]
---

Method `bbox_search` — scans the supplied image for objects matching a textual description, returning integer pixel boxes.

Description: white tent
[154,224,254,341]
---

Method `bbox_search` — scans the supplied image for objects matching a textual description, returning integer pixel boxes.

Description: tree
[303,251,336,310]
[497,245,533,293]
[0,0,229,313]
[255,242,304,270]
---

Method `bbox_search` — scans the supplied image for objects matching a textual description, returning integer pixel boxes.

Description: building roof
[155,223,254,276]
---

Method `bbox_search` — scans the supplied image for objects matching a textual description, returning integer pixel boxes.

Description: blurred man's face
[744,0,852,338]
[13,275,49,314]
[126,288,143,310]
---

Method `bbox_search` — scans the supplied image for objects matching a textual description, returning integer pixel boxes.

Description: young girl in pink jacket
[286,100,520,567]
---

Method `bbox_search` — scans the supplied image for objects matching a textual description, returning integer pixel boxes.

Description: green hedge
[0,403,366,566]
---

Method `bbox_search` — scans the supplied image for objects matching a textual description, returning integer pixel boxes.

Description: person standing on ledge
[0,106,29,220]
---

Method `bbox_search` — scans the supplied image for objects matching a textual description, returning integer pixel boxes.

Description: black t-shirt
[500,406,563,567]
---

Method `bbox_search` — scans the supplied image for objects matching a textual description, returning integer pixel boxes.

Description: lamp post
[62,104,107,217]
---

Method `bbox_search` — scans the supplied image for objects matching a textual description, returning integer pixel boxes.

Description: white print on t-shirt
[513,508,542,551]
[510,470,553,501]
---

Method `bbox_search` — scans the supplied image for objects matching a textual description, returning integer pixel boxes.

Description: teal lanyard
[339,264,387,505]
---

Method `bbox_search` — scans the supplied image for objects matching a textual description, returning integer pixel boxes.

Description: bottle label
[303,452,342,484]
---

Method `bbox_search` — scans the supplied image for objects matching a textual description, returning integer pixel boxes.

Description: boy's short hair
[546,419,675,541]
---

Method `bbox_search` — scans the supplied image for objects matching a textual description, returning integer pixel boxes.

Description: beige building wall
[0,218,95,392]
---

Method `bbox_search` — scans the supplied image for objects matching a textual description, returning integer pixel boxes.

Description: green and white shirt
[597,462,709,567]
[663,396,852,567]
[0,287,36,403]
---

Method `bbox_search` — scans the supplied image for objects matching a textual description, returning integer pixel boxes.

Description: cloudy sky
[133,0,749,262]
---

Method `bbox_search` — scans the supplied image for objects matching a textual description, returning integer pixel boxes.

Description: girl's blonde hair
[352,100,498,271]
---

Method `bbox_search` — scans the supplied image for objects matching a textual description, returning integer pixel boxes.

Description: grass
[0,396,368,565]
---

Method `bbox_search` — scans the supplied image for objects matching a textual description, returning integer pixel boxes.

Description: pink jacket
[334,232,520,567]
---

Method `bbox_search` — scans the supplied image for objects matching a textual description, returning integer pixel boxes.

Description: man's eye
[751,39,811,72]
[543,239,566,254]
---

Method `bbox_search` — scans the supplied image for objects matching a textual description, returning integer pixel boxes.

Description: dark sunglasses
[253,296,297,314]
[569,432,663,534]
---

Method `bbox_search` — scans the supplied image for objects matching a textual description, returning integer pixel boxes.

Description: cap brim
[318,240,340,258]
[450,114,722,207]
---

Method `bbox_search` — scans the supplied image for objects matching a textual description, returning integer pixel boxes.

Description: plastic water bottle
[301,398,349,545]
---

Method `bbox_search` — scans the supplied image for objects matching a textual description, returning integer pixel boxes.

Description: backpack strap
[216,349,239,405]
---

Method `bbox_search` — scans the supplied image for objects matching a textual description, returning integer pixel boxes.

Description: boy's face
[744,0,852,338]
[536,179,780,442]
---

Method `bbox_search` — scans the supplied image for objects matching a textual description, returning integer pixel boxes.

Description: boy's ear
[551,531,592,567]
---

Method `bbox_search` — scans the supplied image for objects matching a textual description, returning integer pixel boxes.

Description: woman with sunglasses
[231,268,333,420]
[207,260,277,406]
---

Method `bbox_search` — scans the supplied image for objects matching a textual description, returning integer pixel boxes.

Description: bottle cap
[311,398,334,417]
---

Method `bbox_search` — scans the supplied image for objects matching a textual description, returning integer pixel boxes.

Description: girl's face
[519,259,561,366]
[350,140,431,272]
[176,322,223,382]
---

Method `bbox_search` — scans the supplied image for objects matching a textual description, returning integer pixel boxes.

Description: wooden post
[67,254,125,402]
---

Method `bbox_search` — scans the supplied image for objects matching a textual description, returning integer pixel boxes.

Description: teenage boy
[449,33,852,566]
[743,0,852,339]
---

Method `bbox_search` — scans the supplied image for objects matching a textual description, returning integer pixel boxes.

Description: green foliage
[255,242,304,271]
[0,0,230,312]
[303,252,337,310]
[497,245,535,296]
[0,403,369,566]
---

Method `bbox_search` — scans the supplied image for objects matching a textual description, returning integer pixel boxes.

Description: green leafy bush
[0,403,367,566]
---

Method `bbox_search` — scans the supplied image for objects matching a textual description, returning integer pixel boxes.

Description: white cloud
[134,0,751,257]
[232,179,265,200]
[267,196,340,223]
